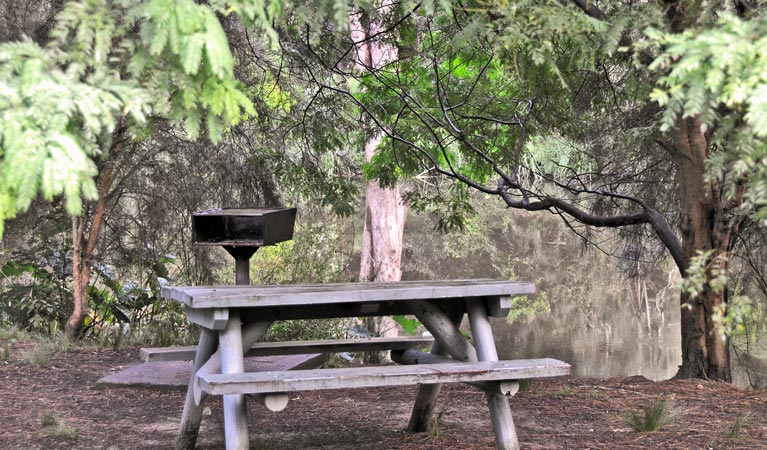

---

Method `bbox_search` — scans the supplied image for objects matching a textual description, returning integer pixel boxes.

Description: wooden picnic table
[161,279,570,450]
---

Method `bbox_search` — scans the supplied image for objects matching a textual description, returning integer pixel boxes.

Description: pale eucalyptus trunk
[352,6,409,342]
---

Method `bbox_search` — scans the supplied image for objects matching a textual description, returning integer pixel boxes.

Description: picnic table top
[161,279,535,309]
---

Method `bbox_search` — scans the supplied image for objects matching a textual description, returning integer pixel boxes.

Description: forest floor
[1,342,767,449]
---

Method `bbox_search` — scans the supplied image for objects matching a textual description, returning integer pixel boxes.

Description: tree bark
[359,134,408,342]
[359,133,408,285]
[65,134,124,338]
[673,116,742,381]
[352,6,409,341]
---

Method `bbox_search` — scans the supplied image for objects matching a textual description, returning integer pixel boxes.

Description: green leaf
[181,33,205,75]
[393,315,421,335]
[203,12,234,79]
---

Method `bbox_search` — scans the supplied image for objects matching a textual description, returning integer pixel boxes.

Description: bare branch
[570,0,609,21]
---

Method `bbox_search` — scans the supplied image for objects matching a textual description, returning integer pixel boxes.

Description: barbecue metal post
[224,247,258,286]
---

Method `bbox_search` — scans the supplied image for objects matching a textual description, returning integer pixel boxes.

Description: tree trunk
[359,133,408,286]
[67,216,91,338]
[359,133,408,342]
[352,6,409,342]
[673,116,743,381]
[64,135,124,338]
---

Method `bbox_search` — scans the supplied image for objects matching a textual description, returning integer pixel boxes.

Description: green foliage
[681,250,755,341]
[649,13,767,136]
[507,292,550,323]
[680,250,723,299]
[250,211,353,285]
[21,332,73,367]
[0,39,106,232]
[265,318,348,342]
[46,421,79,441]
[0,259,71,334]
[648,12,767,218]
[0,0,458,238]
[40,410,58,427]
[713,294,754,341]
[128,0,256,139]
[0,0,271,237]
[484,1,613,87]
[547,386,571,399]
[0,252,193,344]
[40,409,81,441]
[625,398,678,432]
[392,315,420,335]
[353,1,661,230]
[427,409,445,438]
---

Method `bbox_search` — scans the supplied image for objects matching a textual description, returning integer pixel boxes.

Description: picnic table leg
[220,311,249,450]
[176,328,218,450]
[407,303,472,432]
[192,320,273,406]
[467,299,519,450]
[406,340,445,433]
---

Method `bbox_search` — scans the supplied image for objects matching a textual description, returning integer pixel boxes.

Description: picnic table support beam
[220,311,249,450]
[406,305,470,432]
[176,329,218,450]
[409,300,477,362]
[467,299,519,450]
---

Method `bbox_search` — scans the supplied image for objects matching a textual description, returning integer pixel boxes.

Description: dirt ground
[2,344,767,450]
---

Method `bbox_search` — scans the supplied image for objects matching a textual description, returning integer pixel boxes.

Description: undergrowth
[625,398,678,432]
[39,410,78,441]
[726,412,751,439]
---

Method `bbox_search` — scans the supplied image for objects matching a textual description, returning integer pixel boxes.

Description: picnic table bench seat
[140,336,435,362]
[199,357,570,396]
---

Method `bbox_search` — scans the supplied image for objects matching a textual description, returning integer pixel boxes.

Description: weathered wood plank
[248,393,290,412]
[486,295,512,318]
[410,300,477,362]
[193,321,272,405]
[141,336,434,362]
[96,354,326,390]
[183,307,229,330]
[199,359,570,396]
[391,349,519,396]
[161,280,535,309]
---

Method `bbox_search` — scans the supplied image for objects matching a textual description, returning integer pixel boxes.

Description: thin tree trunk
[65,134,124,338]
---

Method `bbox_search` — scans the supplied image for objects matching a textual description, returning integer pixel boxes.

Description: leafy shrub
[0,259,71,334]
[249,214,354,285]
[0,250,195,345]
[21,332,73,367]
